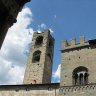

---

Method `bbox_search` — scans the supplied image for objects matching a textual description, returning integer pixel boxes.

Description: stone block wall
[0,83,59,96]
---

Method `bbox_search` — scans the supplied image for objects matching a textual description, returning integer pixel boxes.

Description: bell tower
[23,29,55,84]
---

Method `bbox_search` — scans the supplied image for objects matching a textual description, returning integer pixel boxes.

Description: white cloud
[38,23,46,29]
[0,7,33,85]
[53,64,61,82]
[37,23,54,33]
[49,28,54,33]
[37,23,47,31]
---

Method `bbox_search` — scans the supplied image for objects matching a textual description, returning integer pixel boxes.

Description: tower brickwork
[23,29,55,84]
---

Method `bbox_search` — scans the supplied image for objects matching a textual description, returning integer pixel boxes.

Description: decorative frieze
[59,84,96,95]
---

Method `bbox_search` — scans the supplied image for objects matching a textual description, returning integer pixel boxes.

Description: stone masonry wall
[0,84,59,96]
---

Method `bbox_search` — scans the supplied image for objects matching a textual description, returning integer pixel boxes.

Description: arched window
[35,36,43,46]
[73,66,89,85]
[32,50,41,63]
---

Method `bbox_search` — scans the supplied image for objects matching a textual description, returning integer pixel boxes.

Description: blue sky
[0,0,96,84]
[25,0,96,82]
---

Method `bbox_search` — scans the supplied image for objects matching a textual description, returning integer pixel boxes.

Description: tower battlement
[34,29,51,35]
[33,29,55,45]
[33,29,54,39]
[62,36,89,50]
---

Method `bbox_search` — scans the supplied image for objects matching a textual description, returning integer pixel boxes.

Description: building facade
[60,37,96,96]
[0,30,96,96]
[0,0,30,49]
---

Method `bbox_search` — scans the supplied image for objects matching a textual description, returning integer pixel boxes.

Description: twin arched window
[73,66,88,85]
[32,50,41,63]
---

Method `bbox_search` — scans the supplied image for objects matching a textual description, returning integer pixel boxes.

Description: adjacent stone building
[60,37,96,96]
[0,30,96,96]
[0,0,30,48]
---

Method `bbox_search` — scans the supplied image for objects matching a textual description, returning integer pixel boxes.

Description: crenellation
[62,40,68,49]
[70,37,76,46]
[62,36,89,50]
[34,29,50,35]
[80,36,85,44]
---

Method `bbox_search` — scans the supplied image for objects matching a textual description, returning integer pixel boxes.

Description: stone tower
[23,29,55,84]
[60,37,96,96]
